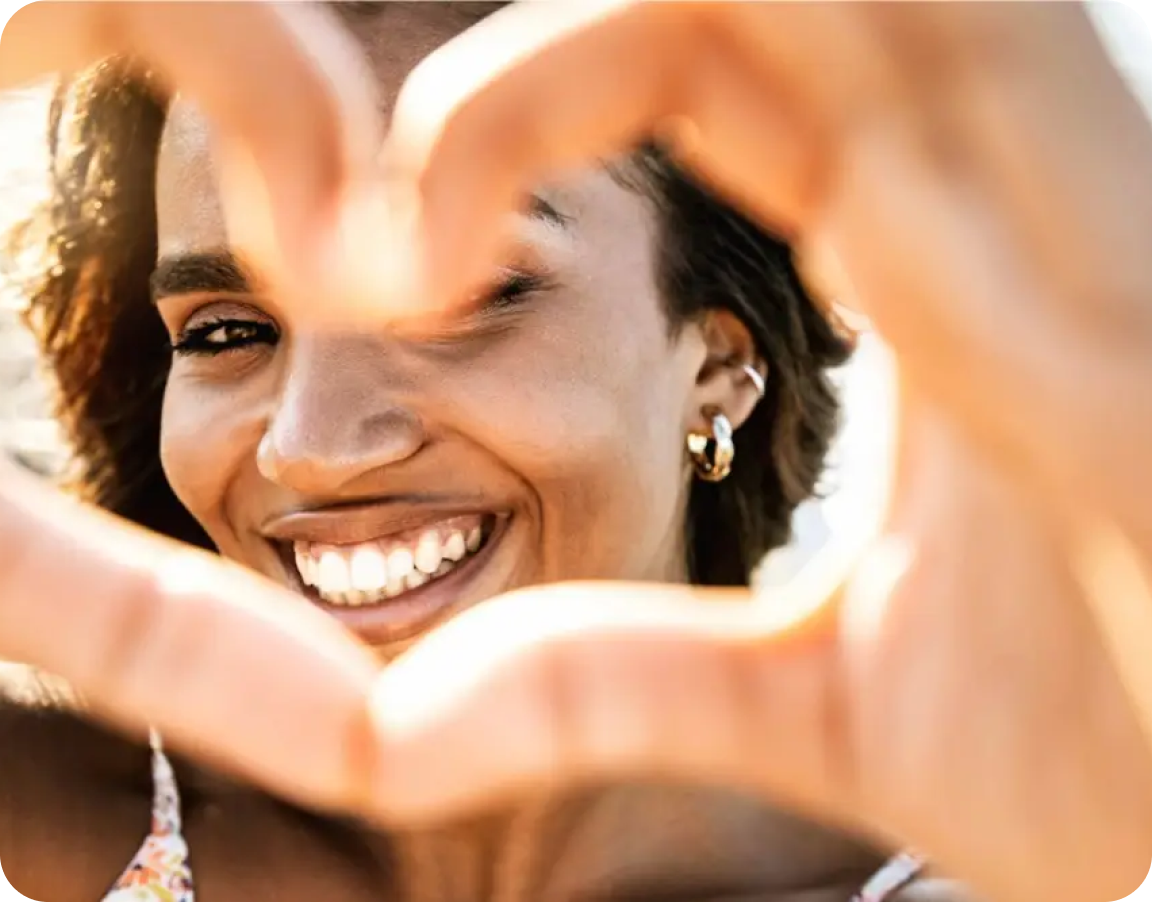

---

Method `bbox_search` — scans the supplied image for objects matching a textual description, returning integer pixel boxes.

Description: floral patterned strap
[102,729,195,902]
[852,850,925,902]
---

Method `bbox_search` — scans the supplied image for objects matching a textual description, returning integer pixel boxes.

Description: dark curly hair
[4,12,852,588]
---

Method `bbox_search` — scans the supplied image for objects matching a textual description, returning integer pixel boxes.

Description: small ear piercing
[742,363,765,399]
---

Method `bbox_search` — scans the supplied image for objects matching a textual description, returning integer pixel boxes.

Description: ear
[686,310,766,435]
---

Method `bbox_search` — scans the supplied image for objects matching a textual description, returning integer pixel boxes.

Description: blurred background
[0,1,1149,570]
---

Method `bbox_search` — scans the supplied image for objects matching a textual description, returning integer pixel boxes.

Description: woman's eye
[410,268,550,347]
[479,269,546,312]
[171,319,278,356]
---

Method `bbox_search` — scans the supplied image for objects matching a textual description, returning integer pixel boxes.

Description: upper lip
[260,496,500,546]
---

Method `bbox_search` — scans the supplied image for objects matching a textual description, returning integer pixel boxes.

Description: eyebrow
[150,250,250,301]
[151,193,571,301]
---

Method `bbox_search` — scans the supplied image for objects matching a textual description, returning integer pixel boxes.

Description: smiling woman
[0,3,965,902]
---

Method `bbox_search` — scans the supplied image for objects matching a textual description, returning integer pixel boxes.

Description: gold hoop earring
[686,410,734,482]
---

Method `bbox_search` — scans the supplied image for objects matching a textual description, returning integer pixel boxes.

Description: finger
[950,8,1152,555]
[384,0,705,311]
[0,461,378,815]
[365,580,859,833]
[663,30,814,238]
[119,2,386,319]
[384,1,899,314]
[0,3,118,88]
[1,1,387,325]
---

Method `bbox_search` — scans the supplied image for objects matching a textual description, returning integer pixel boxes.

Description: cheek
[449,307,696,580]
[159,375,262,547]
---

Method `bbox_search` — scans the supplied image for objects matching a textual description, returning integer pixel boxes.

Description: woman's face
[153,3,762,655]
[149,7,905,896]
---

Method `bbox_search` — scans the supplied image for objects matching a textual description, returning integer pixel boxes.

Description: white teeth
[406,568,430,590]
[294,543,320,587]
[415,531,443,575]
[350,546,388,592]
[442,531,466,562]
[317,550,350,594]
[294,546,313,585]
[293,520,490,606]
[385,569,408,599]
[388,547,414,580]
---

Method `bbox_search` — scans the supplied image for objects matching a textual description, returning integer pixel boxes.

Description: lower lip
[291,517,508,647]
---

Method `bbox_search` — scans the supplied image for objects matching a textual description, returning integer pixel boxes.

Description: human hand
[351,4,1152,899]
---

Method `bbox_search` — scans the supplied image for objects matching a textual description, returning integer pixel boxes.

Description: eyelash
[485,269,545,308]
[169,269,546,357]
[170,319,278,356]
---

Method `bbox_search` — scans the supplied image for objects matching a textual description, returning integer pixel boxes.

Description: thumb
[365,578,862,833]
[0,462,378,814]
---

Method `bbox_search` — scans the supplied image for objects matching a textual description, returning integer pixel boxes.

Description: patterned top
[97,732,922,902]
[103,730,195,902]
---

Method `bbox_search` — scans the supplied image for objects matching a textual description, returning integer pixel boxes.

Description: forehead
[155,3,508,257]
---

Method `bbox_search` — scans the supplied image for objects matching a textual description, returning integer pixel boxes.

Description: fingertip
[382,134,518,318]
[280,166,508,326]
[316,179,423,320]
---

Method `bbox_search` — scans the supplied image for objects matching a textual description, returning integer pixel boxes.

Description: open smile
[268,510,507,645]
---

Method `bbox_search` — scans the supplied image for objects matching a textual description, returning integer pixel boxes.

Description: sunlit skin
[1,3,1149,901]
[133,4,928,901]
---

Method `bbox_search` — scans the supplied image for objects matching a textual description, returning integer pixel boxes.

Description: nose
[256,338,424,496]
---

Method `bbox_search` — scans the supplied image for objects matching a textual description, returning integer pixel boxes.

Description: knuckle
[81,561,168,711]
[523,631,581,783]
[85,550,217,720]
